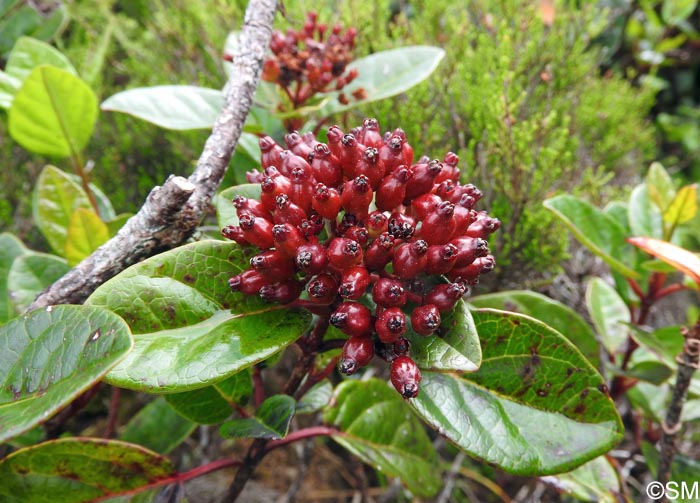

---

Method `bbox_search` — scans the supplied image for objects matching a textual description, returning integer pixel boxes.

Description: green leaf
[86,240,312,392]
[0,438,174,502]
[629,185,664,239]
[586,278,631,356]
[32,165,93,255]
[0,305,133,443]
[120,398,196,454]
[470,290,600,367]
[9,65,97,158]
[646,162,676,212]
[664,184,698,226]
[624,360,673,385]
[64,208,110,266]
[7,252,70,313]
[323,378,441,498]
[408,299,481,372]
[544,195,639,278]
[101,85,223,130]
[0,232,28,323]
[317,46,445,117]
[165,371,252,424]
[662,0,698,24]
[0,5,40,57]
[297,379,333,414]
[0,70,21,108]
[220,394,295,439]
[627,382,668,422]
[5,36,76,83]
[411,309,623,476]
[216,183,262,230]
[541,456,622,503]
[629,325,684,368]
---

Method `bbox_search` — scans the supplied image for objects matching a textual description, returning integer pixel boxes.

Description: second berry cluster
[223,118,499,398]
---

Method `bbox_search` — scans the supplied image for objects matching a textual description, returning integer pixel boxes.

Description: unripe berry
[375,165,412,212]
[312,183,341,220]
[424,282,468,312]
[259,279,302,304]
[339,335,374,375]
[391,356,421,398]
[411,304,441,336]
[238,214,275,249]
[375,307,407,343]
[295,242,329,275]
[372,278,407,307]
[365,211,388,238]
[327,237,363,270]
[393,240,428,279]
[306,273,339,305]
[250,250,295,278]
[330,301,372,336]
[339,265,371,299]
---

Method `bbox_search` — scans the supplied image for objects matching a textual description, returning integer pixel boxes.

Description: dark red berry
[403,159,442,202]
[358,118,383,149]
[284,131,313,159]
[250,250,295,278]
[411,304,441,336]
[390,356,421,398]
[273,194,307,226]
[425,243,459,275]
[327,238,363,270]
[355,147,385,188]
[365,211,388,238]
[393,240,428,279]
[259,278,302,304]
[233,195,269,220]
[238,214,275,249]
[221,225,249,246]
[372,278,407,307]
[339,265,371,299]
[260,175,292,212]
[330,301,372,336]
[295,242,329,275]
[229,270,268,296]
[450,236,489,268]
[312,183,341,220]
[288,165,315,213]
[339,335,374,375]
[306,273,339,304]
[310,142,342,186]
[363,232,395,271]
[375,307,406,343]
[387,212,416,240]
[272,223,306,257]
[393,336,410,356]
[418,201,456,245]
[259,135,283,169]
[410,193,441,221]
[424,282,468,312]
[376,165,412,212]
[340,175,373,216]
[466,214,501,239]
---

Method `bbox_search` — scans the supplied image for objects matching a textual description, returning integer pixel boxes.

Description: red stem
[263,426,338,454]
[104,386,121,438]
[654,283,688,302]
[89,457,241,503]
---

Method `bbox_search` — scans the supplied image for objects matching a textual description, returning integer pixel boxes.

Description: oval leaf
[220,394,295,440]
[585,278,631,356]
[541,456,622,503]
[663,184,698,226]
[32,165,93,255]
[317,46,445,117]
[9,65,97,158]
[0,305,133,443]
[410,309,622,476]
[629,185,664,239]
[0,438,175,502]
[408,299,481,372]
[64,208,110,266]
[101,85,224,130]
[120,398,196,454]
[323,378,441,498]
[7,252,70,313]
[5,36,77,83]
[0,232,28,323]
[645,162,676,212]
[470,290,600,366]
[544,195,639,278]
[627,236,700,286]
[86,240,311,392]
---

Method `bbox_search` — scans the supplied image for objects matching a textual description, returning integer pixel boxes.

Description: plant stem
[657,320,700,492]
[263,425,338,453]
[71,153,100,215]
[103,386,121,438]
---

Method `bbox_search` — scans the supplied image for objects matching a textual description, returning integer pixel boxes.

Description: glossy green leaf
[629,325,684,368]
[101,85,223,130]
[0,438,174,502]
[0,232,28,323]
[7,252,70,313]
[5,36,76,83]
[470,290,600,366]
[408,299,481,372]
[216,183,262,230]
[0,305,133,443]
[664,184,698,226]
[586,278,631,355]
[629,185,664,239]
[64,173,117,222]
[624,360,673,385]
[645,162,676,212]
[317,46,445,117]
[64,208,110,266]
[541,456,621,503]
[324,378,441,498]
[165,371,252,424]
[544,195,639,278]
[33,165,93,255]
[0,5,39,57]
[9,65,97,158]
[86,240,311,392]
[0,70,20,108]
[628,382,668,422]
[120,398,196,454]
[220,394,295,439]
[297,379,333,414]
[411,309,623,476]
[236,131,263,164]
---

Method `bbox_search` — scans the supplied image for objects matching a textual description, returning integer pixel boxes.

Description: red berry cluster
[263,12,362,110]
[223,118,499,398]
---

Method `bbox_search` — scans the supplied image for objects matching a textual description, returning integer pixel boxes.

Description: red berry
[365,211,388,238]
[425,243,459,275]
[410,193,441,221]
[221,225,249,246]
[295,242,329,275]
[387,212,416,240]
[259,279,302,304]
[450,236,489,268]
[259,135,283,169]
[372,278,407,307]
[340,175,373,216]
[260,175,292,212]
[393,240,428,279]
[343,226,370,247]
[330,301,372,336]
[339,265,371,299]
[284,131,313,159]
[411,304,441,336]
[272,223,306,257]
[288,166,315,213]
[418,201,456,245]
[424,282,468,312]
[435,151,459,183]
[273,194,307,226]
[250,250,295,278]
[403,159,442,202]
[310,143,342,186]
[233,195,270,220]
[312,183,342,220]
[358,118,383,149]
[393,336,410,356]
[378,133,407,173]
[229,270,268,296]
[363,232,395,271]
[375,307,407,343]
[306,273,339,305]
[339,335,374,375]
[238,214,275,249]
[375,165,412,212]
[355,147,385,188]
[391,356,421,398]
[327,238,363,270]
[466,214,501,239]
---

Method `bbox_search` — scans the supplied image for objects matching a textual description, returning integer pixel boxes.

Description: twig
[657,320,700,494]
[103,386,121,438]
[436,452,466,503]
[27,0,276,310]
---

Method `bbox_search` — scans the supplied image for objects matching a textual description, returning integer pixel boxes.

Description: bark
[27,0,278,310]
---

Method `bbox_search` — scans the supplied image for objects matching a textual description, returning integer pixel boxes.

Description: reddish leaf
[627,237,700,286]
